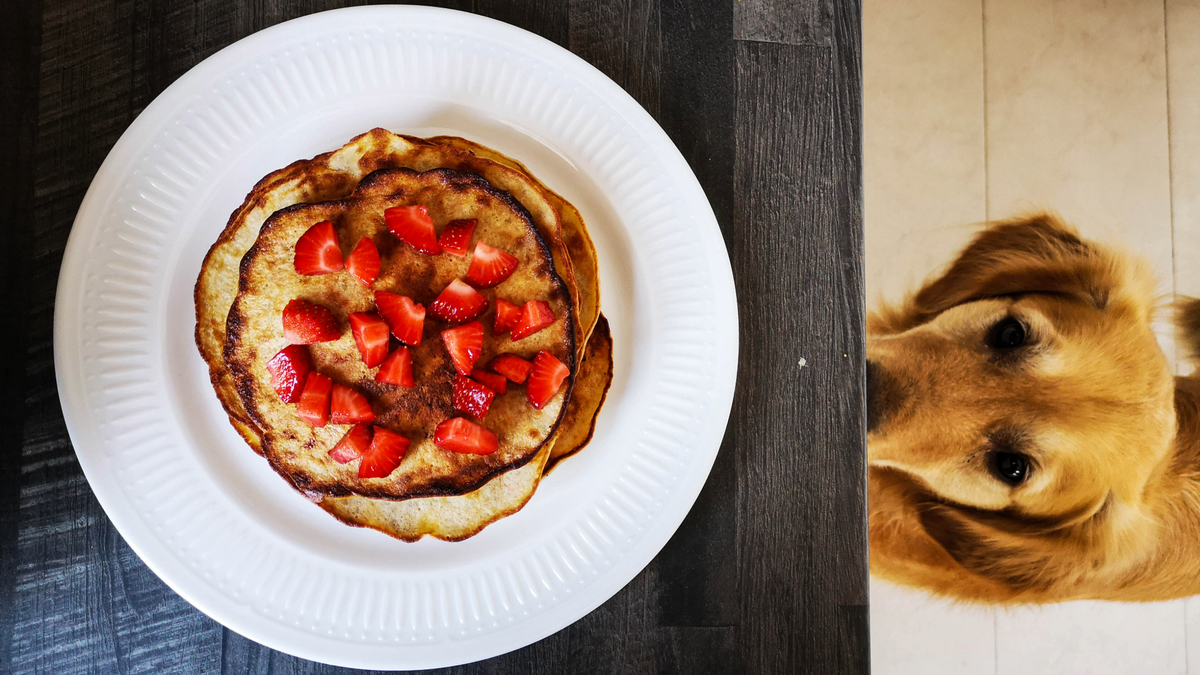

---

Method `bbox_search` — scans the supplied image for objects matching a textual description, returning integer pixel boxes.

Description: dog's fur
[867,213,1200,603]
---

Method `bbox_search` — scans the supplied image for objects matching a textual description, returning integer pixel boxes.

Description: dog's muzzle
[864,357,883,429]
[866,359,887,433]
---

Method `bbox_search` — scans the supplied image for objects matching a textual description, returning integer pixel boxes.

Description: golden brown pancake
[224,168,575,500]
[195,129,580,450]
[195,130,609,541]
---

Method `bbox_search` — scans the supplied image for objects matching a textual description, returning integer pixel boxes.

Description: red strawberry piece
[453,374,496,419]
[493,298,520,335]
[328,424,372,464]
[438,218,477,257]
[434,417,499,455]
[375,291,425,346]
[466,242,519,288]
[430,278,488,323]
[282,298,340,344]
[297,372,333,427]
[385,205,441,254]
[358,427,411,478]
[265,344,312,403]
[510,300,556,340]
[526,350,570,410]
[348,312,390,368]
[330,384,376,424]
[346,237,380,286]
[487,354,533,384]
[441,320,484,376]
[293,220,344,275]
[375,347,415,387]
[471,369,507,395]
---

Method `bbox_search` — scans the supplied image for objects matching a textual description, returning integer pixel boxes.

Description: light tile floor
[865,0,1200,672]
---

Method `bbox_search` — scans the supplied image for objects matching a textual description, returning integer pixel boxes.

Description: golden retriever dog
[867,213,1200,603]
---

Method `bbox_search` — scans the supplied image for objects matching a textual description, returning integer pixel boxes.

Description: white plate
[54,6,737,670]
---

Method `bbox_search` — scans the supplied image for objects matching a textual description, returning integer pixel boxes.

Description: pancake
[196,130,610,541]
[195,129,580,451]
[224,168,575,500]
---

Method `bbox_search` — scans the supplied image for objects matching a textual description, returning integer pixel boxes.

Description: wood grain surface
[0,0,866,672]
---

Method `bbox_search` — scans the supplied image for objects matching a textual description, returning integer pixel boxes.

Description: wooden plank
[733,0,832,46]
[654,627,739,674]
[731,4,866,669]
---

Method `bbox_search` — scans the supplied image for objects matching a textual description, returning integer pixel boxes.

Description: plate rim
[53,5,739,669]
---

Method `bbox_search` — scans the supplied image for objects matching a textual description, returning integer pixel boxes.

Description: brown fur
[867,213,1200,603]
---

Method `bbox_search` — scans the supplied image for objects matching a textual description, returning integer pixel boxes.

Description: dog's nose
[866,359,882,433]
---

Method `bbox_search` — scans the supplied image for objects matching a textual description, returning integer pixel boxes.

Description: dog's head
[867,214,1177,597]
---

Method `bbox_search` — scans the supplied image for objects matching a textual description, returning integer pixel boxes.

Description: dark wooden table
[1,0,866,672]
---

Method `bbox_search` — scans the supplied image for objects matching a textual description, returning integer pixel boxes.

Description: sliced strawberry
[430,278,488,323]
[375,291,425,345]
[438,218,477,257]
[265,344,312,403]
[434,417,499,455]
[471,369,507,395]
[441,321,484,376]
[453,374,496,419]
[385,205,440,254]
[493,298,520,335]
[375,347,415,387]
[293,220,344,275]
[358,427,411,478]
[347,312,390,368]
[510,300,556,340]
[466,242,519,288]
[487,354,533,384]
[282,299,340,344]
[526,350,570,410]
[346,237,380,286]
[297,372,333,427]
[330,384,376,424]
[328,424,372,464]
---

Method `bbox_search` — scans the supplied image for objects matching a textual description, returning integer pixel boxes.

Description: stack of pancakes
[195,129,611,541]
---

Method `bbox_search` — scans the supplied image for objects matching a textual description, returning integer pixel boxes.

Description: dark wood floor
[0,0,866,672]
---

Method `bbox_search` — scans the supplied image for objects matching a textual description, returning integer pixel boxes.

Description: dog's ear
[870,466,1079,600]
[916,501,1085,595]
[869,213,1148,334]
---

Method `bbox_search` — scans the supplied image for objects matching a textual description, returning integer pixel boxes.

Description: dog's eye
[990,451,1029,486]
[988,318,1027,350]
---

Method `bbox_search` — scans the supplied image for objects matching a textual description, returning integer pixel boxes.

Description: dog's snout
[866,359,891,434]
[866,359,880,432]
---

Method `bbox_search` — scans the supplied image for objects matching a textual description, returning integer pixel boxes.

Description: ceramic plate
[54,6,737,669]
